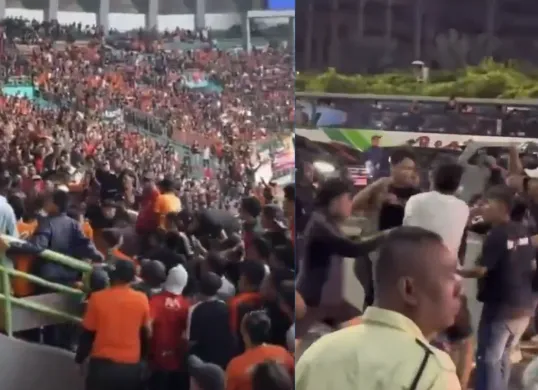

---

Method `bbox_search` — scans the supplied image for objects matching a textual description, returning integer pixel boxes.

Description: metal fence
[0,235,91,336]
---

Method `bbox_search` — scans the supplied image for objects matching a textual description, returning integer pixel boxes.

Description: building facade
[296,0,538,73]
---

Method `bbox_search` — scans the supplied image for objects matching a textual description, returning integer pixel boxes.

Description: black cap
[199,271,222,296]
[140,260,167,287]
[240,196,262,218]
[187,355,225,390]
[108,258,136,284]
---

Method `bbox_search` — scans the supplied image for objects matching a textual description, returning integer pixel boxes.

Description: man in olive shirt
[296,227,462,390]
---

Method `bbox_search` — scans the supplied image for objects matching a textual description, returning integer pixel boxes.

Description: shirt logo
[164,297,182,310]
[507,237,529,250]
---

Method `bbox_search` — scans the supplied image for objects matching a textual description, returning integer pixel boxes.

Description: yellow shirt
[295,307,461,390]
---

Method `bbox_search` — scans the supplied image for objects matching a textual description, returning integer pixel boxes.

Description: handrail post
[1,254,12,337]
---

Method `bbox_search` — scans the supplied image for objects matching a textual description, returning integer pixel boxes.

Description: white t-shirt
[403,191,469,257]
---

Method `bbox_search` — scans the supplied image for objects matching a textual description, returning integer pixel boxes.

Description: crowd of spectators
[0,18,295,390]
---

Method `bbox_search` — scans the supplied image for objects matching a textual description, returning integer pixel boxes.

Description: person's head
[390,148,417,187]
[198,271,223,297]
[252,361,293,390]
[374,227,461,339]
[158,177,175,194]
[44,189,69,215]
[100,198,117,220]
[101,229,123,250]
[432,162,464,194]
[371,135,382,147]
[187,355,225,390]
[140,259,167,288]
[315,177,353,219]
[142,172,155,190]
[238,260,266,293]
[240,196,262,223]
[163,264,188,295]
[108,259,136,286]
[481,186,513,225]
[251,235,271,263]
[241,310,271,348]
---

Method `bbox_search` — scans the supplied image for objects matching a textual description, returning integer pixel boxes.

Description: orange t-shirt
[82,285,150,363]
[12,220,38,297]
[111,248,138,266]
[154,193,181,228]
[228,292,263,332]
[81,220,94,241]
[225,344,294,390]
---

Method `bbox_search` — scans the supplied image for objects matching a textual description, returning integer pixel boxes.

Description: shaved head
[373,226,462,337]
[374,227,443,290]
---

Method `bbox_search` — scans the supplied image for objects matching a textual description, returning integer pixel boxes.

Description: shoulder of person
[426,343,458,373]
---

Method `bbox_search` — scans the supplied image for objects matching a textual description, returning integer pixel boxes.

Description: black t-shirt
[477,221,535,312]
[378,186,420,230]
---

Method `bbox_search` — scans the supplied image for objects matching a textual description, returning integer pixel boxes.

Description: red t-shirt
[135,187,160,234]
[149,291,190,371]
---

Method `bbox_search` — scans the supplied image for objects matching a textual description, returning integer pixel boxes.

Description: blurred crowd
[0,18,295,390]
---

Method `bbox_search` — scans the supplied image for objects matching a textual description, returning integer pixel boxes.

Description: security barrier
[0,235,92,337]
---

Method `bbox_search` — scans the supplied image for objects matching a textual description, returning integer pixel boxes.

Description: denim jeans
[474,304,531,390]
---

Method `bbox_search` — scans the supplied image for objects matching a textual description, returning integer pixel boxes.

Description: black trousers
[149,370,189,390]
[86,358,144,390]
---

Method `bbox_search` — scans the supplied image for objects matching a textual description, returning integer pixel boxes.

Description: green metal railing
[0,235,92,337]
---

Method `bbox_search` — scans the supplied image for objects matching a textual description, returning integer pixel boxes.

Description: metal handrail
[0,235,92,337]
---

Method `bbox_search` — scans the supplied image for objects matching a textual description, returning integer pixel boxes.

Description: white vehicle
[297,100,347,127]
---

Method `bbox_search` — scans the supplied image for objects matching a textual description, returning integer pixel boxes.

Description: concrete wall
[0,334,83,390]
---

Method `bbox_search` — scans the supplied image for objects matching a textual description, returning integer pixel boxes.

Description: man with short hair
[296,227,462,390]
[225,310,294,390]
[460,187,536,390]
[187,271,237,369]
[76,259,151,390]
[403,162,473,389]
[353,148,420,230]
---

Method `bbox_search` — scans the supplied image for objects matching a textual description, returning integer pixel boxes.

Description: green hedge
[296,59,538,98]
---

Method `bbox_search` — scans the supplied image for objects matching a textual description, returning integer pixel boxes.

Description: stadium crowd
[0,19,294,390]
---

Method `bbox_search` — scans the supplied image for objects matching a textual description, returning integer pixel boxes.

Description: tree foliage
[296,59,538,98]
